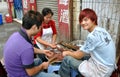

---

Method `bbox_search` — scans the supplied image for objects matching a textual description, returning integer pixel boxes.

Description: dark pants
[0,62,7,77]
[34,44,48,62]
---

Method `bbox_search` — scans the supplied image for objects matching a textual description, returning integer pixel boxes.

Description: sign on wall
[58,0,70,41]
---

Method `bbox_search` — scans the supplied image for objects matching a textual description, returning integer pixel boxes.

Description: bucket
[0,14,3,25]
[5,14,12,23]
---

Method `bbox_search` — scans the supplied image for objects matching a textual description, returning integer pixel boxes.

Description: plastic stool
[48,64,60,73]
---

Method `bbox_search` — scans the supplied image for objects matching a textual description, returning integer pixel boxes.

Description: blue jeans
[59,55,90,77]
[15,9,23,20]
[32,58,60,77]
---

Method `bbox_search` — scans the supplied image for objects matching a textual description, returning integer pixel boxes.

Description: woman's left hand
[44,50,55,59]
[49,44,57,49]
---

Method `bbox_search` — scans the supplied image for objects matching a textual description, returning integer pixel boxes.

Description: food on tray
[59,41,80,51]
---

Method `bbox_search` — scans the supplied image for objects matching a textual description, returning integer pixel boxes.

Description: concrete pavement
[0,21,21,59]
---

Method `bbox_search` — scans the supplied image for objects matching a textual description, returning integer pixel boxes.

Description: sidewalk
[0,21,21,59]
[13,18,22,24]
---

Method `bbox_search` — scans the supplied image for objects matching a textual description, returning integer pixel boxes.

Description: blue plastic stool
[48,64,60,73]
[0,14,3,25]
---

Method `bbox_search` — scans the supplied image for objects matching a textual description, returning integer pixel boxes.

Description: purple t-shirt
[4,32,34,77]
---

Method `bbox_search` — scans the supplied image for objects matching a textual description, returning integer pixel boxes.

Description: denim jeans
[32,58,60,77]
[59,55,90,77]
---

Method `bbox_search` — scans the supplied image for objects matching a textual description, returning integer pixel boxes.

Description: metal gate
[36,0,58,28]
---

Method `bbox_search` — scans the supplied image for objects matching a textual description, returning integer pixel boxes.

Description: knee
[64,56,72,60]
[63,56,73,63]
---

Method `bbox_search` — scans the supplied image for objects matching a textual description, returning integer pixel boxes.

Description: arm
[22,48,49,76]
[34,28,52,47]
[62,50,85,59]
[36,36,55,48]
[51,20,57,44]
[25,62,49,76]
[34,47,54,58]
[34,47,44,54]
[52,34,57,44]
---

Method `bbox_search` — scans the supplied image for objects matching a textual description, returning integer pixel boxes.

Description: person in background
[3,10,60,77]
[34,7,57,61]
[59,8,116,77]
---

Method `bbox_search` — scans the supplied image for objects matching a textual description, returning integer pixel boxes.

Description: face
[32,25,41,36]
[44,13,52,23]
[80,17,96,32]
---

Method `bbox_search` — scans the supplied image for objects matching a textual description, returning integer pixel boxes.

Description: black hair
[22,10,44,29]
[42,8,54,17]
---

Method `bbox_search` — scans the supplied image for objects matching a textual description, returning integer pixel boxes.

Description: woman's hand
[43,50,55,59]
[49,43,57,49]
